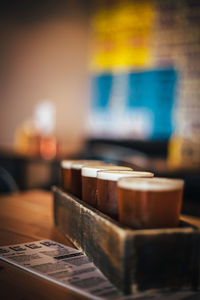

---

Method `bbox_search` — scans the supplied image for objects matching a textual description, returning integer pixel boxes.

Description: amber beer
[118,177,184,229]
[97,171,154,219]
[70,160,105,198]
[60,160,76,192]
[82,166,132,207]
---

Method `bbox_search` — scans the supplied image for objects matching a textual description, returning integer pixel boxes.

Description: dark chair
[0,166,19,193]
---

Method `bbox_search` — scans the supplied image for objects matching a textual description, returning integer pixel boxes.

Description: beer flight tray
[53,186,200,295]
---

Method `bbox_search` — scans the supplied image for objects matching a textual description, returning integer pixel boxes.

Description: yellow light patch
[90,1,155,71]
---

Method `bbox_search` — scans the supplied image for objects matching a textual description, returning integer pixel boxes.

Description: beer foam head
[61,160,77,169]
[118,177,184,191]
[82,166,132,178]
[97,170,154,181]
[71,160,105,170]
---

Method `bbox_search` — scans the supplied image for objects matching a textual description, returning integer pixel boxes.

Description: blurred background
[0,0,200,215]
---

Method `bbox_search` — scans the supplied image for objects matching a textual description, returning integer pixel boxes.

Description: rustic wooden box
[53,186,200,295]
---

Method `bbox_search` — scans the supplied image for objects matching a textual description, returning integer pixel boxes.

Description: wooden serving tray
[53,186,200,295]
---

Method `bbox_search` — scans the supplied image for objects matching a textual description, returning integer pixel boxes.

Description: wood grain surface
[0,190,88,300]
[1,189,200,299]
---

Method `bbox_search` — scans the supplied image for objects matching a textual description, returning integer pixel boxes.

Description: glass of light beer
[70,160,105,198]
[82,166,132,207]
[97,171,154,219]
[118,177,184,229]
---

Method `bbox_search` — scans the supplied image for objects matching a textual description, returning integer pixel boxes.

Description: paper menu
[0,240,119,299]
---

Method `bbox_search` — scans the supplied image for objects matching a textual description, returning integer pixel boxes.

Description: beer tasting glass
[82,166,132,207]
[97,170,154,219]
[70,160,106,198]
[61,160,77,192]
[118,177,184,229]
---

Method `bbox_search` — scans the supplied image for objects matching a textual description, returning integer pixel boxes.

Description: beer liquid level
[71,169,82,198]
[118,188,183,229]
[97,179,118,219]
[82,176,97,207]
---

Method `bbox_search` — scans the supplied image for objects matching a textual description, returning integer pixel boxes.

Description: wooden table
[1,190,200,300]
[0,190,88,300]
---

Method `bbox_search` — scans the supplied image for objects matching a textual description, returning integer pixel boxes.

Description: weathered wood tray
[53,186,200,295]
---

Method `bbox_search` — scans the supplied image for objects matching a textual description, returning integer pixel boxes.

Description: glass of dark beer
[61,160,76,192]
[82,166,132,207]
[118,177,184,229]
[70,160,105,198]
[97,171,154,219]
